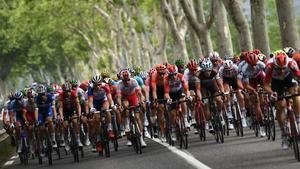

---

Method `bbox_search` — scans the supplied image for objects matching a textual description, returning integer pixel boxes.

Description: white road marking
[149,137,211,169]
[10,155,18,160]
[3,160,14,166]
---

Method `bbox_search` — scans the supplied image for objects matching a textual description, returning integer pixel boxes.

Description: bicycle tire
[235,104,243,137]
[290,119,300,161]
[104,141,110,157]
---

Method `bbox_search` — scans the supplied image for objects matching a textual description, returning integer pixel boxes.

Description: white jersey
[237,60,265,83]
[219,64,239,79]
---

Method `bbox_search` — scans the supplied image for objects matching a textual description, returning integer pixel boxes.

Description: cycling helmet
[187,60,199,71]
[148,68,156,76]
[111,75,118,81]
[196,56,205,65]
[274,51,288,68]
[139,71,148,80]
[156,64,167,73]
[127,67,135,75]
[134,66,143,75]
[120,69,131,81]
[175,59,185,67]
[70,79,78,87]
[224,54,233,60]
[168,65,178,75]
[252,49,261,55]
[258,53,267,62]
[201,59,213,71]
[14,91,23,99]
[101,69,110,78]
[283,47,295,57]
[240,51,250,61]
[79,81,89,91]
[91,75,102,84]
[47,86,55,93]
[224,60,234,70]
[62,83,72,91]
[209,51,220,61]
[36,85,47,94]
[246,52,259,66]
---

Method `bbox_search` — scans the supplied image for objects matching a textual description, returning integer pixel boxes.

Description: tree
[251,0,270,55]
[222,0,253,51]
[179,0,214,56]
[214,0,233,57]
[275,0,300,48]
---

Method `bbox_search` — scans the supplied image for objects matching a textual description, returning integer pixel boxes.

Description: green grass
[0,136,15,166]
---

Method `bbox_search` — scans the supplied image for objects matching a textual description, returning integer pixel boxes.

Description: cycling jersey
[265,57,300,83]
[36,93,54,123]
[151,71,166,100]
[164,73,188,93]
[117,78,141,106]
[24,99,36,122]
[183,69,200,92]
[88,83,110,110]
[199,69,220,94]
[219,64,239,79]
[134,76,145,88]
[237,61,265,84]
[2,100,13,122]
[11,99,26,123]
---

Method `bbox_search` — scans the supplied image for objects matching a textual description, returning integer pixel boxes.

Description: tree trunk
[222,0,253,51]
[250,0,270,56]
[161,0,189,62]
[193,0,214,56]
[189,27,203,58]
[215,0,233,57]
[275,0,300,48]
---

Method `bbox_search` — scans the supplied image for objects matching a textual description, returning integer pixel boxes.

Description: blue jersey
[134,76,145,88]
[35,93,54,115]
[11,99,26,122]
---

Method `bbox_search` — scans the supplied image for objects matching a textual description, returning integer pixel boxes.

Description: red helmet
[168,65,178,74]
[79,81,89,91]
[274,52,288,68]
[246,52,259,66]
[240,51,250,61]
[156,64,167,73]
[187,60,198,71]
[148,68,156,76]
[252,49,261,55]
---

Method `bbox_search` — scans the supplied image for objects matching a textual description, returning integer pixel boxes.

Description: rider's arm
[164,76,171,99]
[75,97,81,116]
[51,100,57,119]
[151,74,158,100]
[196,83,202,100]
[180,74,190,97]
[34,108,39,122]
[263,63,274,94]
[58,97,64,120]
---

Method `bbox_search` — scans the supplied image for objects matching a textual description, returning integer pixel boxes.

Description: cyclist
[35,85,58,148]
[88,75,115,152]
[199,59,225,132]
[237,52,266,137]
[116,69,147,147]
[2,92,15,145]
[11,91,28,153]
[209,51,223,71]
[58,82,83,150]
[70,80,90,146]
[263,50,300,149]
[164,64,190,141]
[220,60,247,129]
[184,60,202,131]
[151,64,168,142]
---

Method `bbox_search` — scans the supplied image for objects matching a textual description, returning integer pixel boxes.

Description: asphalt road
[2,126,300,169]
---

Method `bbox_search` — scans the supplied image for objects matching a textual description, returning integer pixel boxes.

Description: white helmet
[91,75,102,84]
[209,51,220,61]
[224,60,234,70]
[201,59,213,71]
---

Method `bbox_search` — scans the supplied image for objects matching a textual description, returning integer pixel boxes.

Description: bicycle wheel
[104,141,110,157]
[290,120,300,161]
[269,106,276,141]
[235,104,243,137]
